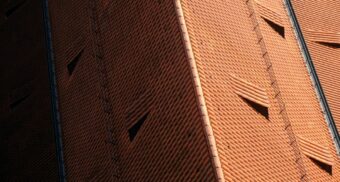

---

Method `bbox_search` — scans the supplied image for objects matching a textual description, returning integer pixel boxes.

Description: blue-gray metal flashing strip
[285,0,340,154]
[42,0,67,180]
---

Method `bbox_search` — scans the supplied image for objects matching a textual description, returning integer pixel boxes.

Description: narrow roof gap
[67,49,84,75]
[6,0,27,18]
[243,98,269,119]
[264,18,285,38]
[311,158,332,175]
[128,112,149,141]
[10,93,30,110]
[317,42,340,49]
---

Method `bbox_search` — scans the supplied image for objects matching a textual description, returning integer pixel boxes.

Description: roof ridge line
[174,1,225,181]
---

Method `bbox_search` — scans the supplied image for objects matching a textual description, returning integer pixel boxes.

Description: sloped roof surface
[181,0,340,180]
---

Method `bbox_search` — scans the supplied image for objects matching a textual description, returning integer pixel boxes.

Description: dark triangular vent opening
[6,0,26,18]
[264,18,285,38]
[10,94,30,110]
[67,49,84,75]
[243,98,269,119]
[318,42,340,49]
[311,158,332,175]
[128,112,149,141]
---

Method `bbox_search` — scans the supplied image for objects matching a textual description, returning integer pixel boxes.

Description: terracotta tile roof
[292,1,340,139]
[45,0,340,180]
[48,0,216,180]
[182,0,339,180]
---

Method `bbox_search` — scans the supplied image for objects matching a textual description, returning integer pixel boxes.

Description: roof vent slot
[264,18,285,38]
[305,29,340,48]
[6,0,26,18]
[243,98,269,119]
[128,112,149,141]
[318,42,340,49]
[255,1,285,38]
[231,74,270,119]
[67,49,84,75]
[298,136,333,174]
[125,89,154,141]
[311,158,332,175]
[9,82,32,110]
[10,94,30,110]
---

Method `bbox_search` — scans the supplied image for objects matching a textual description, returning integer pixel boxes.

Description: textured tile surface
[182,0,340,181]
[46,0,340,180]
[292,0,340,137]
[49,0,215,180]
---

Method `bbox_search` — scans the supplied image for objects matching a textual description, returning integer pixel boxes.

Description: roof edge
[173,1,225,181]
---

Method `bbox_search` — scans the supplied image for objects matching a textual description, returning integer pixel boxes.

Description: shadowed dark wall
[0,0,58,180]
